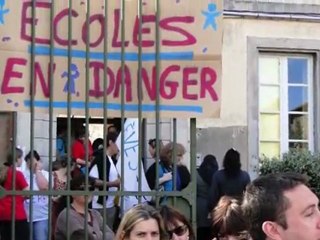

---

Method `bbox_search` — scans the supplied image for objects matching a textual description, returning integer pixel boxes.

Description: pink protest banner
[0,0,222,118]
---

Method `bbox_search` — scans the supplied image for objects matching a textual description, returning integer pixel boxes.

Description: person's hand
[110,178,121,188]
[161,172,172,182]
[104,178,121,188]
[34,161,43,172]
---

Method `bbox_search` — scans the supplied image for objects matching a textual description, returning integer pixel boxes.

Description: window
[258,55,314,158]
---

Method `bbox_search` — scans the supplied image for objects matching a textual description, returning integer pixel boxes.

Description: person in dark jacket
[146,142,191,194]
[148,138,164,159]
[197,154,219,240]
[145,138,163,171]
[92,138,104,154]
[208,148,250,213]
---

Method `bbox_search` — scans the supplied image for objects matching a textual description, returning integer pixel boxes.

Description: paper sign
[116,118,151,213]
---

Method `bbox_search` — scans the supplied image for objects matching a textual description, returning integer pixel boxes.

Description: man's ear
[262,221,282,240]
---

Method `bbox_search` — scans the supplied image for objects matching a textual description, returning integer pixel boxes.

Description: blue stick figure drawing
[202,3,221,31]
[62,64,80,94]
[0,0,10,25]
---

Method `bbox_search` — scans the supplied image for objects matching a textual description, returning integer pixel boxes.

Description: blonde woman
[115,204,167,240]
[146,142,190,193]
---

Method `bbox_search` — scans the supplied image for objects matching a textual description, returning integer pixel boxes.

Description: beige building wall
[16,112,56,171]
[145,119,190,170]
[199,18,320,129]
[197,18,320,177]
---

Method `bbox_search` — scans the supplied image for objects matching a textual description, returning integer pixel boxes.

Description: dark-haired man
[242,172,320,240]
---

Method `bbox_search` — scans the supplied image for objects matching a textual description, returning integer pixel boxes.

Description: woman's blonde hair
[160,142,186,167]
[115,204,167,240]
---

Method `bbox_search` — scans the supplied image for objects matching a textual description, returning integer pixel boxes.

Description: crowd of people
[1,127,320,240]
[56,170,320,240]
[0,126,192,240]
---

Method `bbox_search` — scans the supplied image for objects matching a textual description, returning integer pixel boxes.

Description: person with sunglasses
[159,205,195,240]
[55,174,114,240]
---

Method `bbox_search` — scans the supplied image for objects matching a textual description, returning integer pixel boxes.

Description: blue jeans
[33,220,48,240]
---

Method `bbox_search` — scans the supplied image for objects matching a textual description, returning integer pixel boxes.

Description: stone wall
[16,112,56,171]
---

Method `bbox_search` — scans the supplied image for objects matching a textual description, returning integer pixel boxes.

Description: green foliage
[259,150,320,197]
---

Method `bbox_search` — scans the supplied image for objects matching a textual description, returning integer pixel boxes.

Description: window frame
[258,54,314,156]
[247,37,320,178]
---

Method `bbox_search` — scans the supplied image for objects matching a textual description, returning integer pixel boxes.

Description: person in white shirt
[89,132,121,230]
[23,150,50,240]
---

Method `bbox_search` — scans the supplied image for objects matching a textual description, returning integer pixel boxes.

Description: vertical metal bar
[48,0,55,239]
[142,119,147,172]
[102,0,108,238]
[137,0,143,204]
[172,118,177,206]
[155,0,161,206]
[29,1,36,239]
[84,1,91,240]
[11,112,17,240]
[190,118,197,235]
[66,0,73,239]
[120,0,126,214]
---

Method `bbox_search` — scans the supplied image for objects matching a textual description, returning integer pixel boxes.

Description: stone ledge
[224,0,320,14]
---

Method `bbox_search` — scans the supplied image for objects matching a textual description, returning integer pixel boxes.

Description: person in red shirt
[0,147,29,240]
[72,127,93,176]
